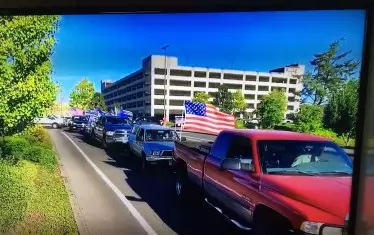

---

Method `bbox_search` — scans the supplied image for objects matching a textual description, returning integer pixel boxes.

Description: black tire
[102,135,108,149]
[175,165,197,204]
[141,153,149,172]
[252,209,292,235]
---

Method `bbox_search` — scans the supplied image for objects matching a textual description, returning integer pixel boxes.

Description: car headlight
[106,131,114,136]
[300,221,323,234]
[150,151,161,156]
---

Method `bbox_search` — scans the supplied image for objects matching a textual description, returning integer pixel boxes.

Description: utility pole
[161,45,170,122]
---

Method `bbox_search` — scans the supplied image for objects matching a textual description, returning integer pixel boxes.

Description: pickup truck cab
[129,124,181,170]
[93,115,132,148]
[173,129,353,235]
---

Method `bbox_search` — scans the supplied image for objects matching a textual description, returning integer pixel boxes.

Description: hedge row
[0,125,60,232]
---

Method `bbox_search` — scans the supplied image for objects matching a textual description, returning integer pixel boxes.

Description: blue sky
[52,10,366,101]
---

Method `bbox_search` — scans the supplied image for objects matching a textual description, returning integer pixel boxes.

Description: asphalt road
[51,129,246,235]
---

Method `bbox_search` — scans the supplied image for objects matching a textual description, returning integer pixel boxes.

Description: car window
[145,129,179,141]
[210,133,233,160]
[226,136,252,160]
[106,116,129,125]
[257,140,353,176]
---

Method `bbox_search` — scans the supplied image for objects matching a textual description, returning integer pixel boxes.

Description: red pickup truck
[173,129,353,235]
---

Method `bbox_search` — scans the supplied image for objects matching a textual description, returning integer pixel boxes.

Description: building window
[287,105,294,111]
[225,84,242,90]
[288,96,295,102]
[137,101,143,107]
[154,99,165,105]
[170,69,192,77]
[169,90,191,96]
[259,76,270,82]
[208,82,220,88]
[194,71,206,78]
[169,79,192,87]
[169,100,185,106]
[245,75,256,82]
[209,72,221,79]
[154,79,165,85]
[194,81,206,87]
[248,103,255,109]
[154,89,165,95]
[271,87,286,92]
[154,68,167,75]
[245,94,255,100]
[289,79,297,84]
[208,92,217,97]
[272,77,287,84]
[223,73,243,81]
[257,95,265,100]
[245,85,256,90]
[258,86,269,92]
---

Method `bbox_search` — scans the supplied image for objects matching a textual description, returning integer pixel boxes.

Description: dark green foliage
[212,85,234,113]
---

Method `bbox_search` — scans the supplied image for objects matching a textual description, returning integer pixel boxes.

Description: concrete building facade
[101,55,304,119]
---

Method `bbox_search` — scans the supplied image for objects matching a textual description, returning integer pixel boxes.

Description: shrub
[24,125,52,149]
[311,128,346,146]
[23,146,57,170]
[235,119,246,129]
[274,123,297,132]
[0,137,30,164]
[166,121,174,127]
[0,162,29,232]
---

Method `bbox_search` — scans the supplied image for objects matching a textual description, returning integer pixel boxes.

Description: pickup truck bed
[175,140,213,155]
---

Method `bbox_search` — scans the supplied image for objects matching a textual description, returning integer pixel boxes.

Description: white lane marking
[62,132,158,235]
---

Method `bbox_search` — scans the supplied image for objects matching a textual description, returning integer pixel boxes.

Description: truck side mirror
[220,158,241,171]
[220,158,254,172]
[319,224,346,235]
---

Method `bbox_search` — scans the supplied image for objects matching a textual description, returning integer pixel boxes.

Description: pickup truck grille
[114,130,128,137]
[162,151,173,157]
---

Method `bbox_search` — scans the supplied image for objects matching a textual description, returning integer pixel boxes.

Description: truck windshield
[106,117,129,125]
[145,130,179,141]
[257,140,353,176]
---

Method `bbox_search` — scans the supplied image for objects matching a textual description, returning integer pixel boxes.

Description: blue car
[128,124,181,170]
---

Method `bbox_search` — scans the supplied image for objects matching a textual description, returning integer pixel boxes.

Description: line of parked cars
[67,114,184,170]
[64,113,369,235]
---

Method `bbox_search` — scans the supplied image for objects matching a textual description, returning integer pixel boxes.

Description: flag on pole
[183,100,235,135]
[70,107,84,116]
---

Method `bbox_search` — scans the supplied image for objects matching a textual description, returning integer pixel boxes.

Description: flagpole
[180,100,186,140]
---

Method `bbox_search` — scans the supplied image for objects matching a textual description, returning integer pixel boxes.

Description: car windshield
[72,116,88,122]
[106,117,129,125]
[145,129,179,141]
[257,140,353,176]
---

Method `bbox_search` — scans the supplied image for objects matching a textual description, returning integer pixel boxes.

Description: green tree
[212,85,234,113]
[69,79,95,110]
[0,16,60,135]
[255,91,287,129]
[301,39,360,105]
[294,104,324,133]
[232,90,247,116]
[323,79,359,146]
[192,92,211,104]
[90,92,107,111]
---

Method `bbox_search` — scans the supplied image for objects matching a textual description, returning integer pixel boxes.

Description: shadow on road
[102,148,245,235]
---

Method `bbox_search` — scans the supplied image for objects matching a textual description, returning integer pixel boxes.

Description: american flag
[183,100,235,135]
[70,107,84,116]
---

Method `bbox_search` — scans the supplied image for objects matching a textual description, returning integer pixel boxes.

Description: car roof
[140,124,170,130]
[222,129,328,141]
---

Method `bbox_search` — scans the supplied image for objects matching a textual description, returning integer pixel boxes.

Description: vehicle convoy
[93,115,132,148]
[128,124,184,170]
[36,115,64,129]
[173,129,353,235]
[69,115,89,132]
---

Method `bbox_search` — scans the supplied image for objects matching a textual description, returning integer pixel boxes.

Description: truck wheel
[102,136,108,149]
[175,167,192,203]
[141,154,148,171]
[52,123,58,129]
[252,208,292,235]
